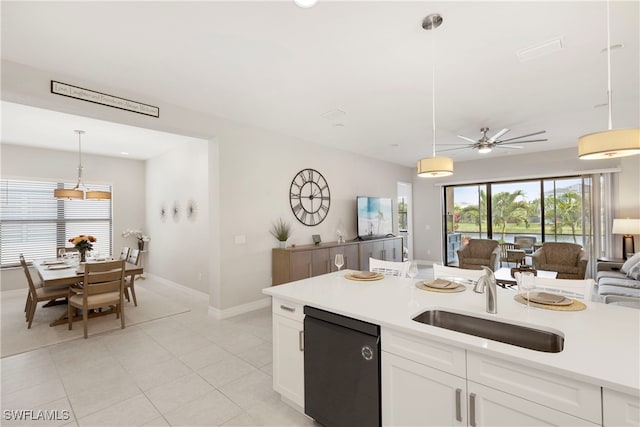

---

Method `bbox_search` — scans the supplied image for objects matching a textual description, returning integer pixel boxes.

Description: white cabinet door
[382,351,466,426]
[272,314,304,408]
[467,382,598,426]
[603,388,640,426]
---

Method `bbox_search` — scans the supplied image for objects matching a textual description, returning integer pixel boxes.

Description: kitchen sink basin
[412,310,564,353]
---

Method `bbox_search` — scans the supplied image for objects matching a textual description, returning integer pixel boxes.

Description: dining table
[34,258,143,326]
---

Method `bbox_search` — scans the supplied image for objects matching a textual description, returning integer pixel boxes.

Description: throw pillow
[627,262,640,281]
[621,252,640,274]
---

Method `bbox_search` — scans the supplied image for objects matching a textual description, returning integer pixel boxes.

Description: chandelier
[53,130,111,200]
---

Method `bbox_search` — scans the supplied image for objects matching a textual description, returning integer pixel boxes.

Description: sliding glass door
[444,176,593,266]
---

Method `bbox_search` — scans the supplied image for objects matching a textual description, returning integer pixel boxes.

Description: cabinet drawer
[467,352,601,424]
[272,298,304,322]
[381,328,466,378]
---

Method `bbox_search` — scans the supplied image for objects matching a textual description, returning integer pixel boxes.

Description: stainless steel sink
[412,310,564,353]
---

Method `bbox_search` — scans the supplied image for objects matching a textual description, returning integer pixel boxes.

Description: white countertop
[263,270,640,396]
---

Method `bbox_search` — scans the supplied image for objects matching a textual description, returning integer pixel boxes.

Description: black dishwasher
[303,306,380,427]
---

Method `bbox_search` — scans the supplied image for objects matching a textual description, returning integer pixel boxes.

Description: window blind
[0,179,112,265]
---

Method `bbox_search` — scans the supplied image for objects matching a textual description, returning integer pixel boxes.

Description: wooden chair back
[369,257,410,277]
[19,254,38,295]
[82,260,126,296]
[56,247,78,257]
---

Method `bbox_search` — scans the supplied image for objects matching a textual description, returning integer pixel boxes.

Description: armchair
[531,242,588,279]
[456,239,500,271]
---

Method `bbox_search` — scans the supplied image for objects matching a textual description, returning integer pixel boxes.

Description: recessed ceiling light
[390,143,399,147]
[120,151,129,155]
[321,109,346,121]
[294,0,317,8]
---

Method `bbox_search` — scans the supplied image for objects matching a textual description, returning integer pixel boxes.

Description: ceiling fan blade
[457,135,477,143]
[498,138,547,145]
[489,128,510,142]
[497,130,546,143]
[437,146,471,153]
[494,145,522,149]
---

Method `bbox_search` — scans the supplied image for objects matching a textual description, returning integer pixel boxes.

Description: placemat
[47,264,72,270]
[345,272,384,281]
[415,281,466,293]
[514,294,586,311]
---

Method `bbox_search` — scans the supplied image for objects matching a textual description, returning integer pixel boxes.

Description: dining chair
[433,264,484,282]
[124,248,140,306]
[68,259,126,339]
[499,242,523,267]
[532,276,595,301]
[369,257,410,277]
[119,246,131,261]
[20,254,68,329]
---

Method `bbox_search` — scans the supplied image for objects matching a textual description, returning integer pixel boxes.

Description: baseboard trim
[144,274,209,299]
[208,297,271,320]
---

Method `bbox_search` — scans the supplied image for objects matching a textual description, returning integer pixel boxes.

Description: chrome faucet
[474,266,498,314]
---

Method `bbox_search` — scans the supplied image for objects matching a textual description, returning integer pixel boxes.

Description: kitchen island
[263,270,640,426]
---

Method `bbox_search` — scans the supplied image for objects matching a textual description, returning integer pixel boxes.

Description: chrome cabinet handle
[280,305,295,313]
[299,330,304,351]
[469,393,477,427]
[455,388,462,422]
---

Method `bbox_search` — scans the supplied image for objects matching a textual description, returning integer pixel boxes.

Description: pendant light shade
[417,13,454,178]
[578,129,640,159]
[53,188,84,200]
[53,130,111,201]
[578,1,640,159]
[417,157,454,177]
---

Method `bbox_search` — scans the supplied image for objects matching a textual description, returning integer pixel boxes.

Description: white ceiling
[1,1,639,165]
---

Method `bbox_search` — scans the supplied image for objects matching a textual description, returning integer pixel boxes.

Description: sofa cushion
[627,262,640,280]
[598,284,640,298]
[596,270,627,281]
[621,252,640,273]
[598,277,640,289]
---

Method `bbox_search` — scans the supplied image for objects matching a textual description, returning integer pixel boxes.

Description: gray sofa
[596,253,640,303]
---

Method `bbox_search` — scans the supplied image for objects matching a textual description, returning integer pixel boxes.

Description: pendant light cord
[431,29,437,158]
[606,0,613,130]
[75,130,84,189]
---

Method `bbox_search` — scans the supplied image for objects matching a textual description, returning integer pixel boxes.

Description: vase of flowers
[68,235,96,262]
[122,228,150,251]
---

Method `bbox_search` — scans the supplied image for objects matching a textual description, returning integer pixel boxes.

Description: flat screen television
[357,196,393,239]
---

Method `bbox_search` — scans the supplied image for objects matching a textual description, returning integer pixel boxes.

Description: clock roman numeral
[307,169,314,182]
[293,203,303,214]
[300,211,307,223]
[290,192,301,199]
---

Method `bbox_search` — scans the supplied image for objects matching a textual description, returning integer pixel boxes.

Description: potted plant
[270,218,292,248]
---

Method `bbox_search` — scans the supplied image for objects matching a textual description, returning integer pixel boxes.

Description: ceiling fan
[439,127,547,154]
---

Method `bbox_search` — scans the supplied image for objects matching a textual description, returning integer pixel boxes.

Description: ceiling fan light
[417,156,454,178]
[53,188,84,200]
[478,146,492,154]
[85,190,112,200]
[578,128,640,159]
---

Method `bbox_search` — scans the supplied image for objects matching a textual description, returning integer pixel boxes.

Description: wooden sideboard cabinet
[272,236,403,285]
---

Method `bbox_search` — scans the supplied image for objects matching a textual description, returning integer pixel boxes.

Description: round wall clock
[289,168,331,226]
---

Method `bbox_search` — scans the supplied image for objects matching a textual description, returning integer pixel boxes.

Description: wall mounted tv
[357,196,394,240]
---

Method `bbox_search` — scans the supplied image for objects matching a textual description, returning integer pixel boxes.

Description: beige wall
[1,60,413,314]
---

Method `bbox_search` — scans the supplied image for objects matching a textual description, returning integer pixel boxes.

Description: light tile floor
[1,278,317,427]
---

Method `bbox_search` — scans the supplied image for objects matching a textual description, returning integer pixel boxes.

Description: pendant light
[53,130,111,200]
[417,13,454,178]
[578,1,640,159]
